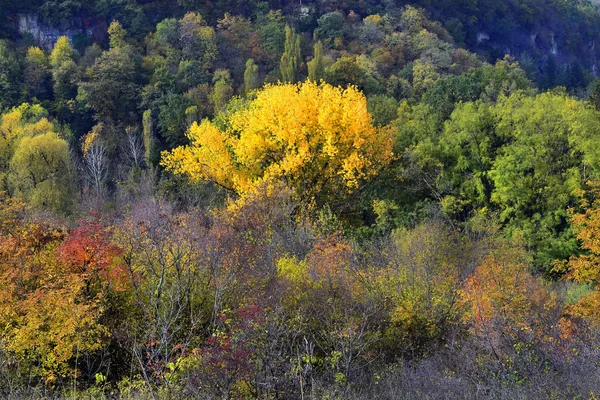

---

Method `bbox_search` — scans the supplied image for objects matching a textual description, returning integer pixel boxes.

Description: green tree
[142,109,154,165]
[178,12,217,73]
[155,18,179,48]
[80,46,140,124]
[108,20,127,49]
[280,25,301,83]
[158,93,192,147]
[0,40,21,110]
[8,132,74,213]
[489,92,600,269]
[325,56,367,89]
[307,41,325,82]
[478,56,533,102]
[243,58,260,94]
[49,36,74,68]
[589,79,600,111]
[210,69,233,114]
[255,10,285,66]
[436,101,498,217]
[412,60,440,94]
[367,94,398,127]
[314,11,344,43]
[49,36,78,121]
[23,47,50,101]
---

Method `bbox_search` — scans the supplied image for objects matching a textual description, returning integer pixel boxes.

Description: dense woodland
[3,0,600,398]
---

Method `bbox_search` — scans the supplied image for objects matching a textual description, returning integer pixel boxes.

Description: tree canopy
[163,81,393,208]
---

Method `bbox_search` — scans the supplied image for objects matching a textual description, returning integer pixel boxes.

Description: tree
[489,92,600,269]
[556,183,600,325]
[81,126,109,195]
[367,95,398,127]
[478,56,533,103]
[280,25,301,83]
[108,20,127,49]
[142,109,155,166]
[155,18,179,48]
[460,237,558,370]
[412,60,440,94]
[0,40,21,110]
[80,46,140,124]
[24,47,51,101]
[0,208,126,384]
[255,10,285,66]
[588,79,600,111]
[49,36,78,122]
[8,132,74,214]
[49,36,74,68]
[49,36,77,98]
[277,233,377,386]
[314,12,344,43]
[178,12,217,73]
[374,220,467,356]
[435,100,498,217]
[243,58,260,94]
[325,56,367,90]
[0,103,55,190]
[115,204,213,385]
[209,69,233,114]
[307,41,325,82]
[162,81,393,209]
[158,93,192,147]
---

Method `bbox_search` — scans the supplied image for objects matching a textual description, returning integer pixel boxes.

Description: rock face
[17,13,103,50]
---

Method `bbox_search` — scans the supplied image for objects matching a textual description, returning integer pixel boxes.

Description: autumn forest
[2,0,600,398]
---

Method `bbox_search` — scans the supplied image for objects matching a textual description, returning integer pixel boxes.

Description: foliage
[0,203,126,385]
[2,0,600,396]
[375,221,465,356]
[162,81,393,209]
[80,45,140,124]
[24,46,51,101]
[0,104,75,214]
[0,40,21,111]
[307,41,325,83]
[489,92,600,269]
[459,236,561,378]
[280,25,301,83]
[8,132,75,214]
[243,58,259,94]
[559,183,600,324]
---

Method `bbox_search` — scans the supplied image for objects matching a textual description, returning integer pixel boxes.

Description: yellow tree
[162,81,393,208]
[0,103,55,181]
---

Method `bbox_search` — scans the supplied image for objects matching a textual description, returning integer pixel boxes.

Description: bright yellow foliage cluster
[162,81,393,205]
[81,128,100,157]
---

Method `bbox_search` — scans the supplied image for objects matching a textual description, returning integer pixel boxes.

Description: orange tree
[558,182,600,324]
[161,81,393,209]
